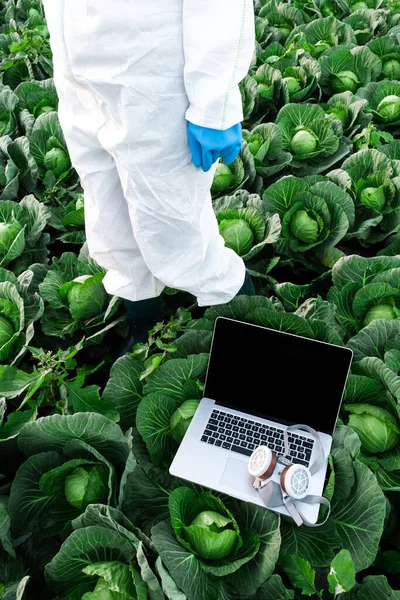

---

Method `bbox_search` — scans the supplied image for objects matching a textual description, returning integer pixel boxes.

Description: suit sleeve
[183,0,255,130]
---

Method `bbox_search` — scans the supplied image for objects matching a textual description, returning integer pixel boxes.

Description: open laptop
[170,317,353,524]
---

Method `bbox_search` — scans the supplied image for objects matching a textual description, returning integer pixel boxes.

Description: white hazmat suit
[42,0,255,306]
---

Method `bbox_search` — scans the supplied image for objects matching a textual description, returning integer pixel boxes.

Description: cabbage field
[1,0,400,598]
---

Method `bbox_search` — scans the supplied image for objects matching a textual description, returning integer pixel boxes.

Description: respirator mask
[248,424,331,527]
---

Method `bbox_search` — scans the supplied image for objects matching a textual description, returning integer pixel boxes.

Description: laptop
[170,317,353,524]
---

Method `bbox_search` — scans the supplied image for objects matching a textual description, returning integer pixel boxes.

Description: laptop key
[232,426,239,432]
[268,436,274,444]
[209,418,218,426]
[201,436,208,442]
[226,423,232,430]
[254,432,260,439]
[215,440,222,447]
[246,436,253,443]
[212,432,219,438]
[208,425,217,432]
[222,442,231,450]
[298,453,305,460]
[205,429,212,437]
[232,431,239,438]
[239,428,246,434]
[240,441,247,447]
[248,443,255,451]
[218,427,224,433]
[261,435,267,441]
[220,434,226,441]
[227,436,233,443]
[231,444,252,457]
[305,449,312,459]
[245,423,252,430]
[208,438,215,445]
[303,441,313,449]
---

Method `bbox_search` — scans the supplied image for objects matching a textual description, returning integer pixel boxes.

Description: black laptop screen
[204,318,353,435]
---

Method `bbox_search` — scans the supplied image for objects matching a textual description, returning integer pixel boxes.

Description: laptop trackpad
[220,457,256,496]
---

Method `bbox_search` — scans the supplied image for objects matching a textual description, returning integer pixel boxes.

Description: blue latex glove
[187,122,242,172]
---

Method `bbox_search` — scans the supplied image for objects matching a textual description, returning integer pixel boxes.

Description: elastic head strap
[285,424,326,475]
[284,494,331,528]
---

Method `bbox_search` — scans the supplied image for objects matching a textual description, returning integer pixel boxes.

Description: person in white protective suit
[42,0,255,349]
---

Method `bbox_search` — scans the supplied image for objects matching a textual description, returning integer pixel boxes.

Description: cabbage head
[242,123,292,178]
[319,46,382,98]
[360,186,386,211]
[28,112,75,187]
[45,507,163,600]
[276,103,349,173]
[328,148,399,244]
[332,71,359,94]
[63,274,108,321]
[326,255,400,338]
[9,413,130,538]
[364,303,398,326]
[168,488,242,561]
[44,146,70,177]
[185,510,239,560]
[151,485,280,600]
[64,465,108,510]
[15,79,58,119]
[217,207,266,257]
[383,60,400,80]
[39,247,119,339]
[211,144,256,196]
[289,208,323,244]
[345,404,400,453]
[323,91,371,138]
[212,164,237,194]
[357,81,400,127]
[377,95,400,122]
[263,174,354,266]
[291,129,318,155]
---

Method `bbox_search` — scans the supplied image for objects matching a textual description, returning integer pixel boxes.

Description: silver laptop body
[170,317,353,524]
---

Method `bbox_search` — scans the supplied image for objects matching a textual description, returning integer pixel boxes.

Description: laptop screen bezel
[204,316,353,436]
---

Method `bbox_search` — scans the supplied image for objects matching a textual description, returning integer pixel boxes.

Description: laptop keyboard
[201,409,314,466]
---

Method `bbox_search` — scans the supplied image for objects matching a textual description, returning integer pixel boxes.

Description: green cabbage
[331,71,359,93]
[44,147,70,177]
[66,274,108,321]
[360,186,386,211]
[291,129,318,155]
[184,510,238,560]
[383,60,400,80]
[219,218,254,256]
[290,209,321,243]
[377,95,400,121]
[212,164,237,193]
[363,303,397,326]
[64,465,108,510]
[284,76,302,96]
[347,404,400,453]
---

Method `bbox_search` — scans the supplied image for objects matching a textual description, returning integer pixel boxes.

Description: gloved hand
[187,122,242,173]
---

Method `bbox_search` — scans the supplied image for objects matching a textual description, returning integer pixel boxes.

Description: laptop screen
[204,317,353,435]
